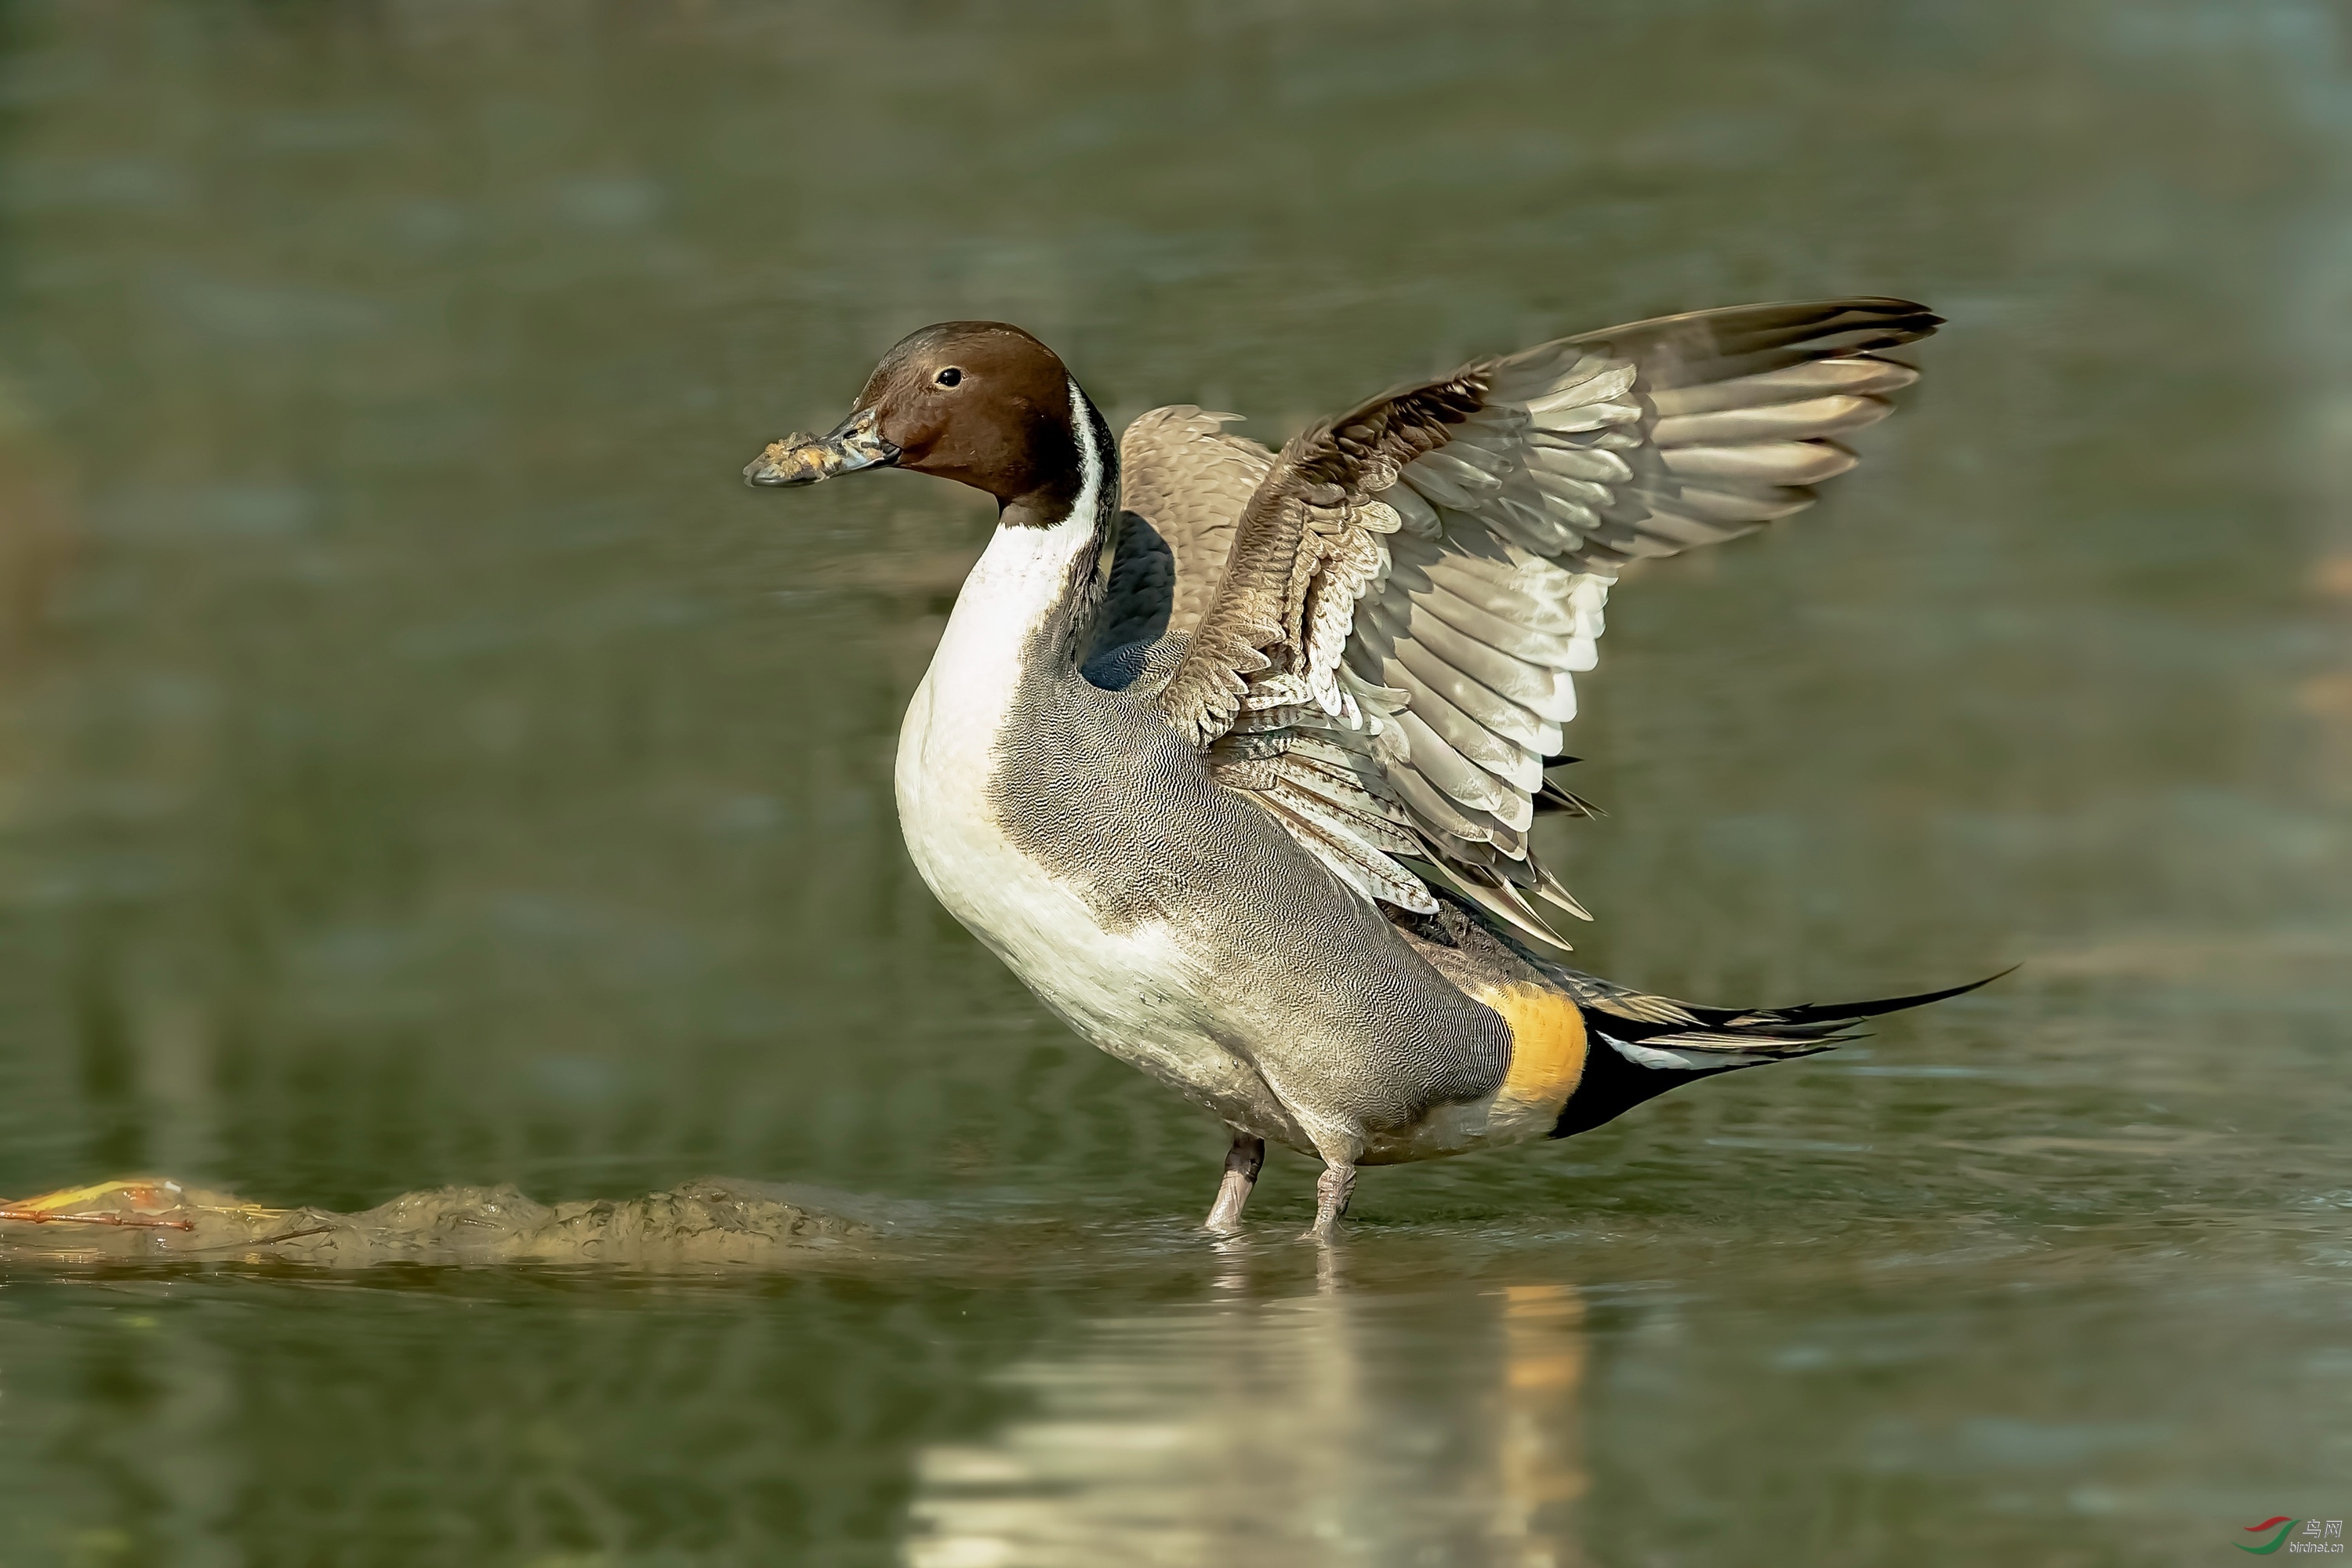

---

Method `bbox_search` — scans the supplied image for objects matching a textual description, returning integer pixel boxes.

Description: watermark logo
[2238,1519,2345,1555]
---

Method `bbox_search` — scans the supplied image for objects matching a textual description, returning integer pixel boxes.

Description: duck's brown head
[744,321,1086,515]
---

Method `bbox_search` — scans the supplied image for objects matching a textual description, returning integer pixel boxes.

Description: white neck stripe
[1065,375,1104,535]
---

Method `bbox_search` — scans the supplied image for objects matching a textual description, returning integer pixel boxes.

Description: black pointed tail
[1667,966,2016,1048]
[1546,967,2011,1141]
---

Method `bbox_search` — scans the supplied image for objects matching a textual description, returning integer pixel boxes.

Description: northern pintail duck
[746,299,1981,1240]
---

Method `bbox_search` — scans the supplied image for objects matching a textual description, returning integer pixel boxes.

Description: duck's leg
[1203,1129,1265,1234]
[1303,1160,1356,1244]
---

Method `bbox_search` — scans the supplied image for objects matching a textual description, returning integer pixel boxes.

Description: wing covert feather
[1112,406,1276,641]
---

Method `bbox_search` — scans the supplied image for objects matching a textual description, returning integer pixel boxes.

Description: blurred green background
[0,1,2347,1563]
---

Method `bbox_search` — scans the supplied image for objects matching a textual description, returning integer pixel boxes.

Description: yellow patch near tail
[1481,985,1590,1123]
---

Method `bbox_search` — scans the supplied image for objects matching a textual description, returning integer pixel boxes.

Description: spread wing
[1149,297,1940,945]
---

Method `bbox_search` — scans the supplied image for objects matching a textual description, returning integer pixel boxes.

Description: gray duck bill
[742,406,899,487]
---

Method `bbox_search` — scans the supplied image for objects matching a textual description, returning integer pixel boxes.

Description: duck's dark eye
[935,367,963,387]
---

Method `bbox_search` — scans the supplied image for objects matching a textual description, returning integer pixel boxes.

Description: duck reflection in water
[906,1279,1589,1567]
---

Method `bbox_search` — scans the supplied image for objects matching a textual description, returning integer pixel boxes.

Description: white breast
[893,379,1106,966]
[891,517,1094,979]
[890,383,1283,1131]
[893,600,1270,1124]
